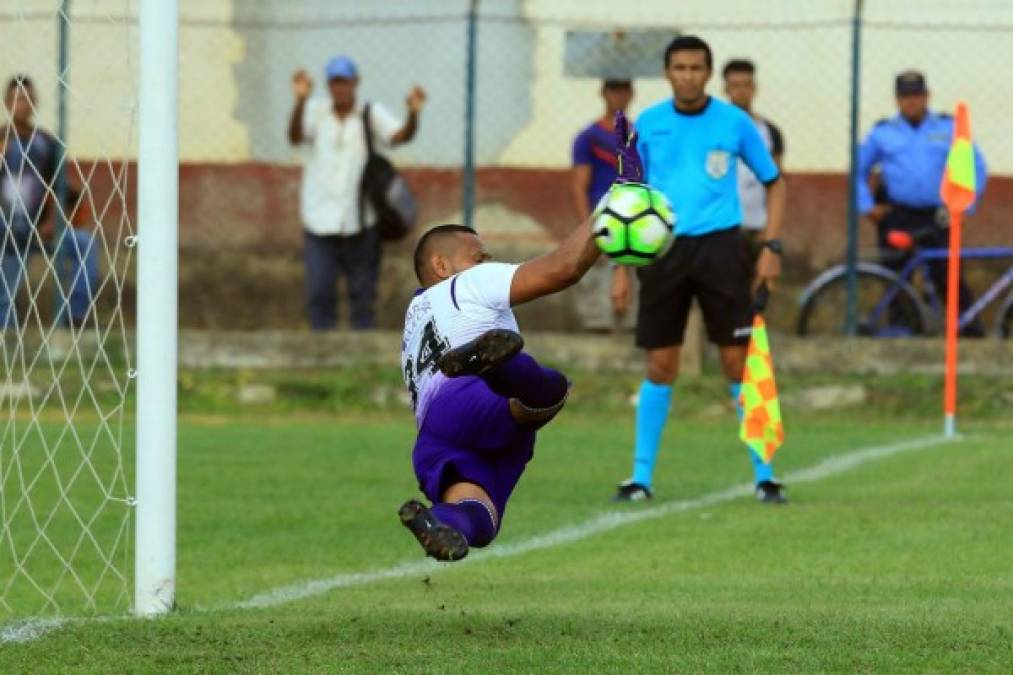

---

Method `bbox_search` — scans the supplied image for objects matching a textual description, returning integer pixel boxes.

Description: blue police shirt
[635,97,779,237]
[857,111,987,213]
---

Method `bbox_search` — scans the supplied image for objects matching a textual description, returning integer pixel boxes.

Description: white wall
[1,0,247,162]
[3,0,1012,173]
[500,0,1013,172]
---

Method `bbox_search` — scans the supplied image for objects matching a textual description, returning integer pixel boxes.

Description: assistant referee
[611,35,788,504]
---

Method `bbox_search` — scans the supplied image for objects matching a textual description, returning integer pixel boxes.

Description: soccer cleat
[398,499,469,562]
[613,480,653,502]
[437,329,524,378]
[755,480,788,504]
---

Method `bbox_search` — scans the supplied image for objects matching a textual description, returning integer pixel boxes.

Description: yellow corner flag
[940,102,976,212]
[739,313,784,464]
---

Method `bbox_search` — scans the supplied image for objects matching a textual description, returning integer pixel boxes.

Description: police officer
[857,70,988,336]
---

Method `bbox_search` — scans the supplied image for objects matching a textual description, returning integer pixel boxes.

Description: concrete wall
[74,161,1013,330]
[2,0,247,161]
[506,0,1013,171]
[5,1,1013,171]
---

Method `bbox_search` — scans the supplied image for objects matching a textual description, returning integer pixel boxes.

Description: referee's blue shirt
[635,96,779,237]
[857,111,987,214]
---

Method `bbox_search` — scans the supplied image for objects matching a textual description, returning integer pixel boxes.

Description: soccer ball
[592,182,675,266]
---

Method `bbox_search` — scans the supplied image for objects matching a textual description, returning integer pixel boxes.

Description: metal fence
[2,0,1012,330]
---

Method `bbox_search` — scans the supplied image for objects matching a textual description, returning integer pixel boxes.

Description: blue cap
[325,55,358,81]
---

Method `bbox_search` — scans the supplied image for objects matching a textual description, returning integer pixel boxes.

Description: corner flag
[940,103,977,212]
[939,102,977,437]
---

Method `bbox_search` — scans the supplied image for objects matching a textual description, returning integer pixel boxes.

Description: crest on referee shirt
[705,149,730,179]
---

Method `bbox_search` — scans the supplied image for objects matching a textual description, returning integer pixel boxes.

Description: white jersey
[736,116,783,231]
[297,99,401,237]
[401,262,520,427]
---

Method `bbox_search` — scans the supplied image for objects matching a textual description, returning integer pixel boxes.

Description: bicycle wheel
[797,263,930,336]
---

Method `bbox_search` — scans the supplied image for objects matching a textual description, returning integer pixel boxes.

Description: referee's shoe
[613,480,653,502]
[755,480,787,504]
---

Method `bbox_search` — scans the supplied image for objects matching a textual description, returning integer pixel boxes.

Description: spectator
[611,36,789,504]
[571,79,635,323]
[571,79,634,222]
[722,59,785,266]
[1,74,98,329]
[287,55,426,331]
[857,71,988,337]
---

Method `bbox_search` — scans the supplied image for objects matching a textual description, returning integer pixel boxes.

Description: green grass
[2,400,1011,672]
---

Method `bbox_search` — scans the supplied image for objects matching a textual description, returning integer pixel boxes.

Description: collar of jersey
[672,96,711,117]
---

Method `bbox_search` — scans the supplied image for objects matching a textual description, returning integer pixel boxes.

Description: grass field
[1,371,1011,673]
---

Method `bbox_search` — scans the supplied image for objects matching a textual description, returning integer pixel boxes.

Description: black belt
[886,203,938,217]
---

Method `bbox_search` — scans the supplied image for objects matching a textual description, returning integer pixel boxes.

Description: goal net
[0,2,137,618]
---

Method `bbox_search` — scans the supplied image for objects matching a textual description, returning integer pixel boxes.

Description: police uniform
[857,71,988,334]
[634,96,779,347]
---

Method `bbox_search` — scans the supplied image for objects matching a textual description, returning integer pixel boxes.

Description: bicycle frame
[894,247,1013,331]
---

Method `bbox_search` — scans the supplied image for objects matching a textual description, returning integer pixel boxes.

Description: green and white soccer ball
[592,182,676,266]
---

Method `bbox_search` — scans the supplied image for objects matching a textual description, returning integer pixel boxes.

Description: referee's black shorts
[635,226,754,349]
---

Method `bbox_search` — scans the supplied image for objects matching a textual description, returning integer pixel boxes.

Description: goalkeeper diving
[398,113,644,561]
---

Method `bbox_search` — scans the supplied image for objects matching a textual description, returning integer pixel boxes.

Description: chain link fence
[3,0,1012,331]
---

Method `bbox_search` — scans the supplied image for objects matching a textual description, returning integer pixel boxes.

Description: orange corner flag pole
[939,102,977,437]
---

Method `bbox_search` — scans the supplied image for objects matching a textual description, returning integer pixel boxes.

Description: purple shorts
[412,376,536,522]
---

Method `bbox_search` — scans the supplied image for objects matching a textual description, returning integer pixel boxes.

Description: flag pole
[943,209,961,437]
[939,101,976,439]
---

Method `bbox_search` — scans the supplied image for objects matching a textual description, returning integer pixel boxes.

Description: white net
[0,2,136,618]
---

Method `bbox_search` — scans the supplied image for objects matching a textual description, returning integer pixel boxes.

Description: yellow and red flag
[940,102,976,212]
[739,314,784,463]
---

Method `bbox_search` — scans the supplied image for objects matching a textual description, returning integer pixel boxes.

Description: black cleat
[613,480,653,502]
[437,329,524,378]
[398,499,469,562]
[755,480,788,504]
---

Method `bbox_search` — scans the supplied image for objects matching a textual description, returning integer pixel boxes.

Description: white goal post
[0,0,177,620]
[134,0,178,617]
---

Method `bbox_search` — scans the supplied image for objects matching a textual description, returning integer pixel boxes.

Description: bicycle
[796,227,1013,338]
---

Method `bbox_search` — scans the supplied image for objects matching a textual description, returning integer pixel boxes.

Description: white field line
[233,433,956,610]
[0,433,958,644]
[0,617,66,644]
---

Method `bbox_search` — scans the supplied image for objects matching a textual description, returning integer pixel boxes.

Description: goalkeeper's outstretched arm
[508,218,600,306]
[508,109,641,308]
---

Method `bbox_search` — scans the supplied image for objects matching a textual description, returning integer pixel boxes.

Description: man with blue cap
[288,55,426,330]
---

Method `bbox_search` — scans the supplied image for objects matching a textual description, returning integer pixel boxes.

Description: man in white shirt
[397,113,641,562]
[722,59,785,267]
[287,55,426,330]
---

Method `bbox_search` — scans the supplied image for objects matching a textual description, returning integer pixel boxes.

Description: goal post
[1,0,152,619]
[134,0,178,616]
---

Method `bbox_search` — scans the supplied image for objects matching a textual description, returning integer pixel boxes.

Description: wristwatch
[761,238,784,255]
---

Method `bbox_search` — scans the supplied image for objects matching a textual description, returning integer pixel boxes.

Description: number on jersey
[415,320,450,375]
[404,320,450,411]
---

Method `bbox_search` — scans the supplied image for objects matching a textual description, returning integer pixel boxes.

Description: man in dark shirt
[571,79,634,320]
[1,75,98,328]
[571,79,634,221]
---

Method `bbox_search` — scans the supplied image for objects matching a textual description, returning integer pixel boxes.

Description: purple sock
[482,352,568,410]
[431,500,497,548]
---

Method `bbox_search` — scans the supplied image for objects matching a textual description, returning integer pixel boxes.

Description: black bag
[359,103,417,241]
